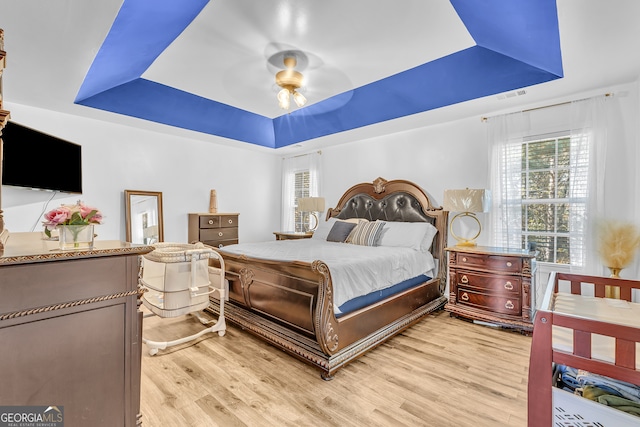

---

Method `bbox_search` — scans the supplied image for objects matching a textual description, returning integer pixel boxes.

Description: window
[281,152,321,232]
[293,170,311,232]
[521,135,568,263]
[500,132,589,264]
[490,96,612,272]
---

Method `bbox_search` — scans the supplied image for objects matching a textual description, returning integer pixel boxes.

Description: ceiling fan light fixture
[292,90,306,107]
[277,88,291,110]
[275,55,306,110]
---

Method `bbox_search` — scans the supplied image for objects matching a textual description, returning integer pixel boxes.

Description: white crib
[139,242,226,355]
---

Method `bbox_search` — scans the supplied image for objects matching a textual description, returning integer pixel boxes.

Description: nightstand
[444,246,536,333]
[273,231,313,240]
[188,213,239,248]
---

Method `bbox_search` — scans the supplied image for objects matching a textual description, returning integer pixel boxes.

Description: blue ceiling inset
[75,0,562,149]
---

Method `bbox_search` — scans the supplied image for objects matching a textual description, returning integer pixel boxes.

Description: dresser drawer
[457,288,522,316]
[200,226,238,242]
[455,252,522,273]
[204,239,238,248]
[455,270,521,297]
[199,215,238,229]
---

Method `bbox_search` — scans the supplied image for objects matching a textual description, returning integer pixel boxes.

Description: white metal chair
[139,242,226,355]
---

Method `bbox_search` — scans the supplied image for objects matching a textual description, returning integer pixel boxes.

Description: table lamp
[442,188,491,246]
[297,197,325,232]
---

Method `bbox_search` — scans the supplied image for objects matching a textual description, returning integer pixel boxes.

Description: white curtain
[568,96,610,274]
[488,112,530,249]
[488,95,615,273]
[281,151,322,231]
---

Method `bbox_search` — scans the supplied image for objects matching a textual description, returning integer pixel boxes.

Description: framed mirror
[124,190,164,244]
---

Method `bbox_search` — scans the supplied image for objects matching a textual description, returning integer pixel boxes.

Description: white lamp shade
[443,189,491,213]
[298,197,325,212]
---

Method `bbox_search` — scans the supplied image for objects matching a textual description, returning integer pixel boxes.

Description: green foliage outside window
[520,136,574,264]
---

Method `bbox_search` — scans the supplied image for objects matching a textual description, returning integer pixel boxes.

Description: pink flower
[43,207,72,229]
[87,211,103,224]
[42,201,103,237]
[79,203,102,223]
[79,203,95,218]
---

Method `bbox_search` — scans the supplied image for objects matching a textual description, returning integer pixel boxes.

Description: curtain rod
[284,150,322,159]
[481,93,612,122]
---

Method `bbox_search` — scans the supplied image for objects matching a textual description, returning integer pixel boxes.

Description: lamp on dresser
[442,188,491,246]
[297,197,325,232]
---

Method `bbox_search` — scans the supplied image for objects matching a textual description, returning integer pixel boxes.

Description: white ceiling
[1,0,639,154]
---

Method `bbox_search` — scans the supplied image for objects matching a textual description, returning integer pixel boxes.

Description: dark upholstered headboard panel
[334,192,434,225]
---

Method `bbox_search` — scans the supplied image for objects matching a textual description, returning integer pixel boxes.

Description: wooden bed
[205,177,448,379]
[528,272,640,426]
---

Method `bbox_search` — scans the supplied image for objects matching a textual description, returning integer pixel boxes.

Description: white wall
[2,103,282,244]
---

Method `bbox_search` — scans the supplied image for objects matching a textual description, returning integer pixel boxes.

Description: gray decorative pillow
[326,221,357,243]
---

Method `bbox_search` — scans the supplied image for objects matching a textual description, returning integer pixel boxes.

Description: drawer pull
[462,257,468,262]
[218,243,224,248]
[505,300,514,310]
[506,261,513,267]
[208,219,214,225]
[460,275,469,284]
[228,219,233,224]
[218,232,224,237]
[504,281,513,290]
[461,292,469,301]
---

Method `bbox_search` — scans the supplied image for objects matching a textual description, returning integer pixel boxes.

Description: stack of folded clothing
[553,364,640,417]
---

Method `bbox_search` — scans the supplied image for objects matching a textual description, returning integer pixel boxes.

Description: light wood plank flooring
[140,308,531,427]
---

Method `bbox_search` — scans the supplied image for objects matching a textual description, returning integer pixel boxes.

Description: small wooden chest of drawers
[188,213,239,248]
[445,246,536,333]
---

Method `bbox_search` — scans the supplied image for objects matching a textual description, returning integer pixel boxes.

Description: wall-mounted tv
[1,121,83,194]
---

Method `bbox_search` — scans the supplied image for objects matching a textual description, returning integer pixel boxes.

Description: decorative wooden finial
[209,190,218,213]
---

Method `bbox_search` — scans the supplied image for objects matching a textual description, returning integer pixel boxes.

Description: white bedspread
[219,239,436,308]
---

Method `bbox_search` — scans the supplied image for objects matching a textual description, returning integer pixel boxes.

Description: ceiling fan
[271,50,308,110]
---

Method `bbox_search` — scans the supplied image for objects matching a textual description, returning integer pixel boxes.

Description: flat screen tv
[1,121,83,194]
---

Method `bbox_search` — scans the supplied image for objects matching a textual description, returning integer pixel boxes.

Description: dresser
[444,246,536,333]
[0,232,152,426]
[188,213,239,248]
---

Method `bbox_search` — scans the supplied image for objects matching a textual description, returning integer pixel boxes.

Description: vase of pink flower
[43,201,103,250]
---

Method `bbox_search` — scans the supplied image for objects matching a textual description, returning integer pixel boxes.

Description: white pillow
[311,217,337,240]
[420,222,438,252]
[378,221,438,252]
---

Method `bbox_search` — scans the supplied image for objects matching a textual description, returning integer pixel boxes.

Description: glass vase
[58,224,95,250]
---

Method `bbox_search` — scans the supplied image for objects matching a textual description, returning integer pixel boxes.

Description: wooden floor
[140,308,532,427]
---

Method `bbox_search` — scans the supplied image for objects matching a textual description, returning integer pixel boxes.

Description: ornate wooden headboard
[326,177,448,284]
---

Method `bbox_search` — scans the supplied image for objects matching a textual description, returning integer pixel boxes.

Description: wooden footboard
[206,251,445,379]
[528,272,640,426]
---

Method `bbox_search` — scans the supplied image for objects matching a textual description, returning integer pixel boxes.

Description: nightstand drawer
[455,252,522,273]
[456,270,521,296]
[457,288,522,316]
[200,227,238,241]
[199,215,238,229]
[203,239,238,248]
